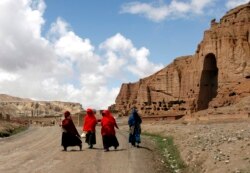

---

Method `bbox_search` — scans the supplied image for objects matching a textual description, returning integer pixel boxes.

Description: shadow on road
[131,145,153,151]
[61,149,82,152]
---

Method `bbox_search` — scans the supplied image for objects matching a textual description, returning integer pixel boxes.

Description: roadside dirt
[0,122,166,173]
[142,117,250,173]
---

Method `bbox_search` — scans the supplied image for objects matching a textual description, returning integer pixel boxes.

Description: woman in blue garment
[128,107,142,147]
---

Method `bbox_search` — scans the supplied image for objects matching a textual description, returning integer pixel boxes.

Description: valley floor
[141,117,250,173]
[1,115,250,173]
[0,123,166,173]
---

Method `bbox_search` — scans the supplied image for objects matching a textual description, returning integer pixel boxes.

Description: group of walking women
[60,107,142,152]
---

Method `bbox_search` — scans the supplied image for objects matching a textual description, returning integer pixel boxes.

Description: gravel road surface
[0,125,165,173]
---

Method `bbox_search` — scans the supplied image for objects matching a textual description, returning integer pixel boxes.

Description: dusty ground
[0,122,166,173]
[142,116,250,173]
[1,115,250,173]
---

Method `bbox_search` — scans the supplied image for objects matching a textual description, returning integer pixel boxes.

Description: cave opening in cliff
[197,53,218,111]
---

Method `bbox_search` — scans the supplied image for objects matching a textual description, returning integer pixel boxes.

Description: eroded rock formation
[113,3,250,117]
[0,94,84,118]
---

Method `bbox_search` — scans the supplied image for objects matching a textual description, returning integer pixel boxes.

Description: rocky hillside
[0,94,32,102]
[0,94,84,118]
[113,2,250,117]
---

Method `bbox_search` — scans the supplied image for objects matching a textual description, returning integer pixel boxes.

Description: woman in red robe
[61,111,82,151]
[82,108,98,149]
[100,110,119,152]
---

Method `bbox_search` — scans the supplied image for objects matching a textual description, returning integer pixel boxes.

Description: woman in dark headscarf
[100,110,119,152]
[61,111,82,151]
[128,107,142,147]
[82,108,97,149]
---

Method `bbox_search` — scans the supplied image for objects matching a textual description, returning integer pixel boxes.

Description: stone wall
[113,3,250,117]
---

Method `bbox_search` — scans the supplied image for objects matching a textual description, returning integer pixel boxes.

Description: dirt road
[0,124,165,173]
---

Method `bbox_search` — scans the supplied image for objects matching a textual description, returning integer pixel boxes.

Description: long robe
[128,109,142,146]
[101,110,119,150]
[83,109,97,147]
[61,118,82,149]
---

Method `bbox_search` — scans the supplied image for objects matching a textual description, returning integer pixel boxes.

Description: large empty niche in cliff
[197,53,218,110]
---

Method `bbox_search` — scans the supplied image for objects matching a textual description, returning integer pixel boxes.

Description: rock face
[113,3,250,117]
[0,94,84,118]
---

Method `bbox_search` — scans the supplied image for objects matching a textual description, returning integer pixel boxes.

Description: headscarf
[86,108,94,115]
[83,108,97,132]
[101,110,118,136]
[128,108,142,126]
[64,111,71,118]
[62,111,80,137]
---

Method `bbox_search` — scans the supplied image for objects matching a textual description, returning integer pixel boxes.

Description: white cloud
[170,1,190,14]
[100,33,164,78]
[47,17,71,41]
[99,51,127,78]
[49,18,101,76]
[120,0,215,22]
[0,0,163,109]
[0,0,54,72]
[226,0,249,9]
[100,33,133,52]
[190,0,215,14]
[128,47,163,77]
[120,2,170,22]
[0,70,20,82]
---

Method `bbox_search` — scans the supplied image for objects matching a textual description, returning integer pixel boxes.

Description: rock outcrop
[113,3,250,117]
[0,94,84,118]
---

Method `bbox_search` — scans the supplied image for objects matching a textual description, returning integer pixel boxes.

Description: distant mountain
[0,94,84,118]
[0,94,32,102]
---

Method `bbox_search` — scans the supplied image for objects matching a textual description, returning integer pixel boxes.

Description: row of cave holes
[141,100,187,111]
[142,107,187,111]
[122,100,187,112]
[122,100,186,106]
[143,100,186,106]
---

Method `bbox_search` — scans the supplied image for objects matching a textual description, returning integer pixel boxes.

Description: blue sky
[0,0,248,109]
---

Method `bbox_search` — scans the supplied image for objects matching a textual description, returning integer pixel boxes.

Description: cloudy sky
[0,0,248,109]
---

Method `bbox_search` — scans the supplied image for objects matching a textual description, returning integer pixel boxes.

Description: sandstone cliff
[113,3,250,117]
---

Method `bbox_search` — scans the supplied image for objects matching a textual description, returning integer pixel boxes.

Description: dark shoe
[63,146,67,151]
[104,148,109,152]
[114,146,117,150]
[88,145,93,149]
[79,144,82,151]
[136,145,140,148]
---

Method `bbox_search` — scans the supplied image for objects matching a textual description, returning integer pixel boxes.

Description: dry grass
[0,120,28,137]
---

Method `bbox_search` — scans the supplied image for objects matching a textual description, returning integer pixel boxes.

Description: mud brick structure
[112,3,250,117]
